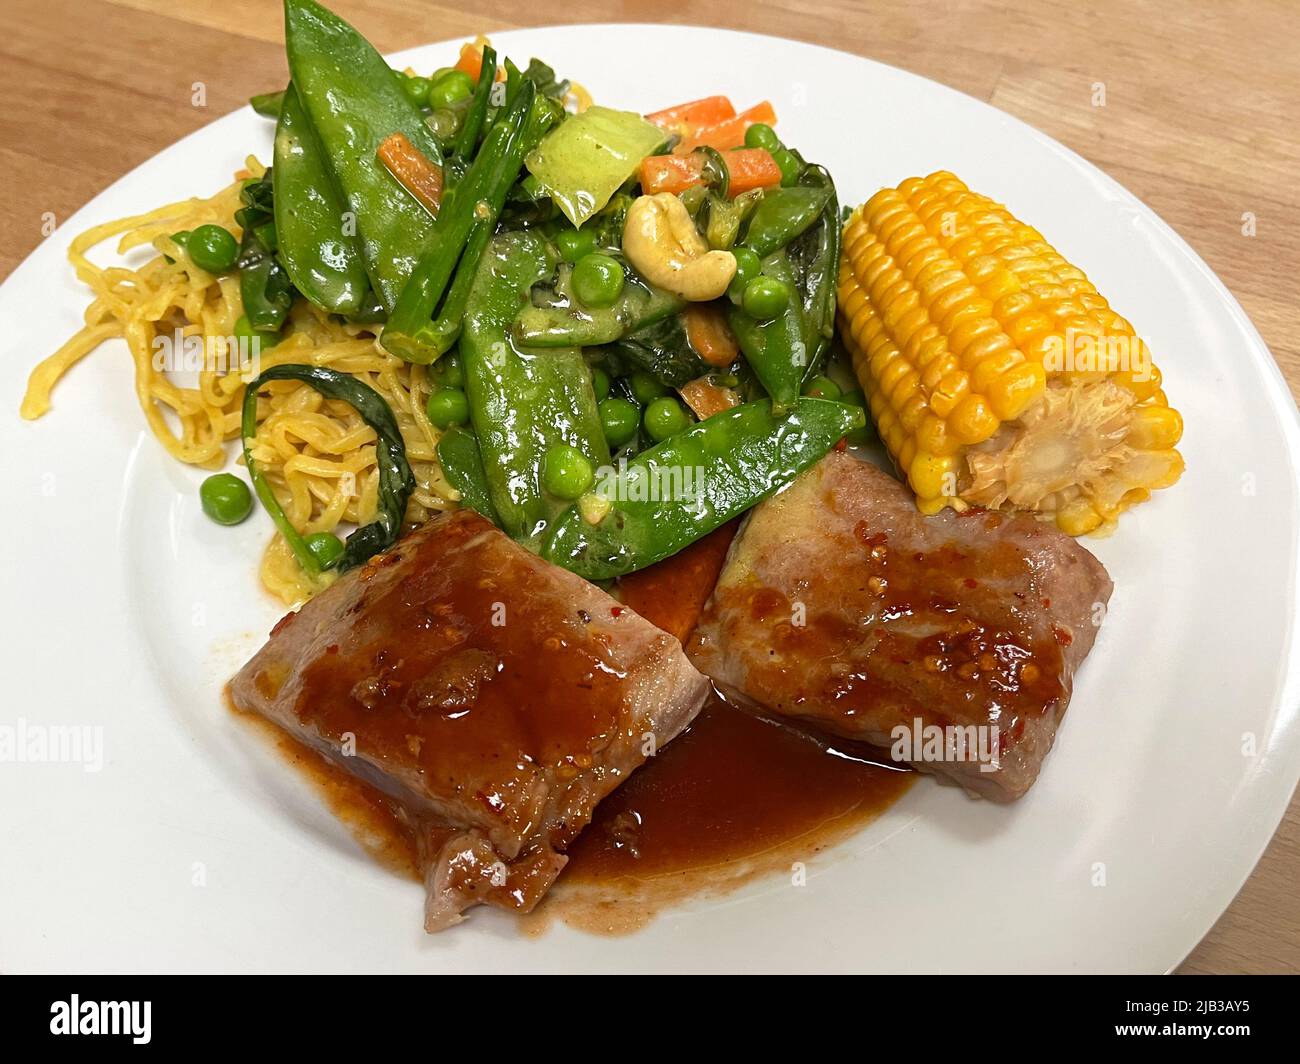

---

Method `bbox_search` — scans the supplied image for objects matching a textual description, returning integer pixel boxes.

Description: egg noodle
[21,157,459,605]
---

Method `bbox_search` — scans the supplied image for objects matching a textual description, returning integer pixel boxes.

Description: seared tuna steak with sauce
[689,452,1112,801]
[231,510,710,930]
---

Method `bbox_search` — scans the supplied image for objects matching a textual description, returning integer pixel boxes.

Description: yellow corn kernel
[837,171,1184,533]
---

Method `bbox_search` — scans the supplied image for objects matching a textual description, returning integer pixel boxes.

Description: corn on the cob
[838,170,1183,535]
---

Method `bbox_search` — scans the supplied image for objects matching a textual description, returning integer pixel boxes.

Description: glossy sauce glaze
[235,519,913,933]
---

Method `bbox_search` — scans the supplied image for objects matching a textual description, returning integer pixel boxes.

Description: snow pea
[435,427,500,526]
[727,251,807,413]
[513,275,682,347]
[284,0,443,313]
[741,184,832,258]
[543,397,864,580]
[460,231,609,545]
[250,89,285,119]
[273,82,368,314]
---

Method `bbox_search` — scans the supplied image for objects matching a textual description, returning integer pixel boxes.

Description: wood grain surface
[1,0,1296,973]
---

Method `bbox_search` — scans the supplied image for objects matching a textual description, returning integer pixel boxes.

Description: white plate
[2,24,1298,974]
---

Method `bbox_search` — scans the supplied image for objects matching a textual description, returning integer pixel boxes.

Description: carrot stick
[645,95,736,131]
[676,101,777,153]
[377,132,443,215]
[640,149,780,198]
[683,305,740,367]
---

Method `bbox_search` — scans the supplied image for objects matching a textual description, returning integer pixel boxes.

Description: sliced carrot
[683,305,740,368]
[377,132,443,215]
[640,153,705,196]
[454,41,506,83]
[680,375,742,420]
[645,95,736,131]
[640,149,780,198]
[722,148,782,195]
[454,42,484,80]
[676,101,777,153]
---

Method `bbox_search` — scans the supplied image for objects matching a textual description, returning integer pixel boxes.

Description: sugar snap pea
[543,397,864,579]
[435,427,500,526]
[460,231,609,545]
[284,0,443,313]
[273,82,368,314]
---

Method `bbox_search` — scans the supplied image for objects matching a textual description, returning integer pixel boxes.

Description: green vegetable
[284,0,443,312]
[435,427,500,525]
[554,226,597,263]
[526,105,666,226]
[803,374,841,400]
[241,364,415,575]
[401,74,432,107]
[200,473,253,525]
[187,224,239,274]
[728,246,762,300]
[837,387,875,446]
[643,396,691,441]
[450,45,497,174]
[233,172,295,332]
[233,314,281,353]
[273,82,368,314]
[543,444,596,500]
[612,314,707,390]
[742,185,833,258]
[460,231,609,544]
[544,398,864,579]
[773,147,802,186]
[250,89,286,118]
[513,274,682,348]
[572,253,625,307]
[428,69,474,109]
[590,365,611,400]
[381,78,547,363]
[304,531,345,568]
[630,371,668,405]
[744,122,781,152]
[598,397,640,447]
[426,387,469,428]
[435,351,465,389]
[728,165,841,408]
[742,275,791,321]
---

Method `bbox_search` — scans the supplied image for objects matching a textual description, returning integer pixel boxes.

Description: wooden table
[3,0,1296,973]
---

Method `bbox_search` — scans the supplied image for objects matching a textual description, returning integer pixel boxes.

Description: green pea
[598,397,640,447]
[803,374,842,401]
[742,275,791,321]
[402,74,433,107]
[744,122,782,152]
[554,227,598,263]
[427,69,474,110]
[200,473,252,525]
[630,371,668,406]
[304,531,345,569]
[542,444,595,500]
[772,147,802,187]
[426,387,469,428]
[590,365,611,401]
[643,397,691,442]
[727,246,762,300]
[436,352,465,389]
[233,314,281,354]
[186,224,239,274]
[572,253,625,308]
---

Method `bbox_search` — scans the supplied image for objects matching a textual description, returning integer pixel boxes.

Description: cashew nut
[622,193,737,301]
